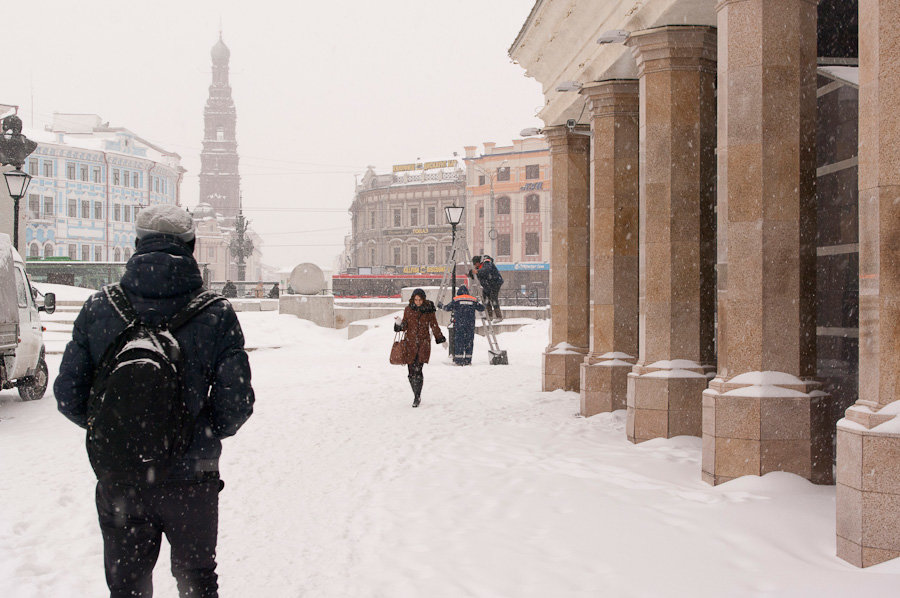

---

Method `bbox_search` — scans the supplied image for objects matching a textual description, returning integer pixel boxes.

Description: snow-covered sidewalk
[1,311,898,597]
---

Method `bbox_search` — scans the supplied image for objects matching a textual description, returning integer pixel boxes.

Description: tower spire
[200,34,240,220]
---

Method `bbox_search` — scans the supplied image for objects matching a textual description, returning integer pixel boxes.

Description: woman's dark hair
[410,288,427,304]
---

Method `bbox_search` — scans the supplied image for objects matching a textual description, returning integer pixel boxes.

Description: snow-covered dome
[211,36,230,65]
[192,202,217,219]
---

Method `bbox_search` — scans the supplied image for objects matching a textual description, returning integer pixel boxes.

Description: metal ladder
[435,233,508,365]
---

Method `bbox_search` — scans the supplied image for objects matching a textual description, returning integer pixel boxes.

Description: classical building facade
[512,0,894,567]
[463,139,551,269]
[347,163,464,274]
[22,112,185,263]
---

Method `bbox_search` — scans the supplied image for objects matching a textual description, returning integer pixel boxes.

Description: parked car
[1,233,55,401]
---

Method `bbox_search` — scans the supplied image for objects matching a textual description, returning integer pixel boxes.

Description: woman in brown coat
[394,288,446,407]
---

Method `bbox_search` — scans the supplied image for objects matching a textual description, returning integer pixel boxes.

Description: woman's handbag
[390,331,406,365]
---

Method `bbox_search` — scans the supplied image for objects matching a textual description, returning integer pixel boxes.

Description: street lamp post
[445,205,464,356]
[0,115,38,251]
[473,160,507,258]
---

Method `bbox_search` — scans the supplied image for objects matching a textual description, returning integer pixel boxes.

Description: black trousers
[483,288,500,318]
[96,477,222,598]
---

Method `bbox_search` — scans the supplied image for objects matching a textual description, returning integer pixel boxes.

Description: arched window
[29,243,40,258]
[216,127,225,141]
[43,243,54,258]
[124,247,132,259]
[114,247,122,262]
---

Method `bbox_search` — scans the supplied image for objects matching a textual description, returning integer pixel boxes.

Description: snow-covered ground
[2,307,899,597]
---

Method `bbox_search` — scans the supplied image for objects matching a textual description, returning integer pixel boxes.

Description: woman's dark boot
[410,375,423,407]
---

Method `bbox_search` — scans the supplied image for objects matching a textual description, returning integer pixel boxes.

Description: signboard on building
[402,265,448,275]
[496,262,550,271]
[393,160,458,173]
[520,181,544,191]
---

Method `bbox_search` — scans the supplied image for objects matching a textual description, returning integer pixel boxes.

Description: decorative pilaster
[579,81,640,416]
[836,0,900,568]
[702,0,830,487]
[542,126,590,392]
[624,26,718,443]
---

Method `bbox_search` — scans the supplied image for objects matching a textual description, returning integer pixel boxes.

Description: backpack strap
[167,291,226,332]
[103,284,139,325]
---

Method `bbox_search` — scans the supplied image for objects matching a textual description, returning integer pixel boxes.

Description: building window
[410,208,418,226]
[123,171,130,187]
[154,177,160,193]
[216,127,225,141]
[44,196,54,216]
[81,200,90,219]
[525,164,540,180]
[92,167,101,183]
[29,159,38,176]
[445,246,451,261]
[94,202,102,220]
[114,247,122,262]
[124,247,132,259]
[479,206,484,218]
[94,246,103,262]
[67,198,77,218]
[497,196,511,215]
[393,209,401,227]
[134,207,141,221]
[497,166,510,182]
[80,166,88,182]
[28,194,40,217]
[66,163,76,180]
[525,232,540,256]
[427,206,436,225]
[43,162,53,178]
[113,169,120,185]
[370,248,375,264]
[427,246,435,265]
[133,173,141,188]
[208,246,216,259]
[114,204,121,221]
[68,244,77,260]
[82,245,91,261]
[478,175,485,186]
[410,246,418,265]
[29,243,40,258]
[393,246,401,265]
[43,243,53,258]
[370,211,375,228]
[498,234,511,256]
[124,206,131,223]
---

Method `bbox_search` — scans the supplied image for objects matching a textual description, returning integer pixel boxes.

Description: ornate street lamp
[229,209,254,282]
[0,115,38,250]
[444,205,464,355]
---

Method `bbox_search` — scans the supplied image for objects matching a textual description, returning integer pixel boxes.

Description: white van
[1,233,55,401]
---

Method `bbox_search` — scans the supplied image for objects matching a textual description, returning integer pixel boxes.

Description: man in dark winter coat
[469,255,504,321]
[54,204,254,598]
[440,284,484,365]
[221,279,237,298]
[268,282,280,298]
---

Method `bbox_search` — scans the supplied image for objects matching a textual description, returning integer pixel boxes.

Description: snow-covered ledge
[701,371,832,486]
[836,400,900,567]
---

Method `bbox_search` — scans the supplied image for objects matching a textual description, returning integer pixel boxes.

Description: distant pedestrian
[440,284,484,365]
[54,204,254,598]
[268,282,280,298]
[222,279,237,298]
[394,288,445,407]
[469,255,504,322]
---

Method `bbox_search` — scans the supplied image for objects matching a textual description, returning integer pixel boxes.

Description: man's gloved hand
[437,302,443,309]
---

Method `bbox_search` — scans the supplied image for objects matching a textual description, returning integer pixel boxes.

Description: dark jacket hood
[120,236,204,299]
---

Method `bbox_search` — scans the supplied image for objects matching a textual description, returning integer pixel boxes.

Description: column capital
[581,79,639,119]
[625,25,717,76]
[542,126,591,155]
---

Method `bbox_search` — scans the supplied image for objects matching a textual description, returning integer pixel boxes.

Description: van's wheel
[18,357,48,401]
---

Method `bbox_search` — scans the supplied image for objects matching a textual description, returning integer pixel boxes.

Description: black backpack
[86,284,225,484]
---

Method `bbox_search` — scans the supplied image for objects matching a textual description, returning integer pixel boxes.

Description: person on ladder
[469,255,504,322]
[439,284,484,365]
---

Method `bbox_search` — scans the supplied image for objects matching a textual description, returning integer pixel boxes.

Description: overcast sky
[7,0,545,270]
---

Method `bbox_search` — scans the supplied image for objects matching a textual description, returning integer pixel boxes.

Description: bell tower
[199,32,241,220]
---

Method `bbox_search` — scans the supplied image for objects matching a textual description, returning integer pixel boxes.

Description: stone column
[702,0,830,487]
[836,0,900,568]
[624,26,717,443]
[579,81,640,416]
[542,126,590,392]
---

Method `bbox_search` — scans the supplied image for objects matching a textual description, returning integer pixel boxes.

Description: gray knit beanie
[134,204,196,241]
